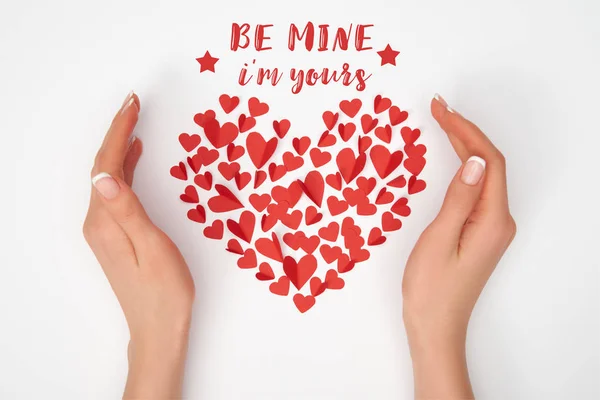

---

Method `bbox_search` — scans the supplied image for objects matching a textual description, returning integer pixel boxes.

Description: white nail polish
[128,135,137,147]
[120,97,135,115]
[92,172,112,186]
[447,106,455,113]
[467,155,486,169]
[121,91,134,107]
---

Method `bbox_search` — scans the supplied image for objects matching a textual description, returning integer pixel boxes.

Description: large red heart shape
[171,95,427,313]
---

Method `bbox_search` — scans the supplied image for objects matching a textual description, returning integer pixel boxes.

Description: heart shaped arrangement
[170,94,427,312]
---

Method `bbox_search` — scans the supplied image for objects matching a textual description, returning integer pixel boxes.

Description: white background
[1,0,599,399]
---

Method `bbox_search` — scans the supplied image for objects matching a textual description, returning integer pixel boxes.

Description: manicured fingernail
[434,93,448,107]
[120,97,135,115]
[92,173,120,200]
[121,91,134,107]
[461,156,486,185]
[128,135,137,147]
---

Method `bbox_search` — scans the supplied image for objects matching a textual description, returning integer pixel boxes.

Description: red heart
[248,97,269,117]
[293,294,315,313]
[318,131,337,147]
[254,171,267,189]
[320,245,342,264]
[268,163,287,182]
[269,276,290,296]
[237,249,257,269]
[327,196,349,216]
[273,119,291,138]
[247,132,278,169]
[179,133,201,152]
[219,94,240,114]
[193,110,216,127]
[382,212,402,232]
[324,269,345,289]
[387,174,407,188]
[374,124,392,144]
[338,122,356,142]
[370,145,403,179]
[368,228,386,246]
[298,171,324,207]
[310,277,327,297]
[255,233,284,262]
[408,175,427,194]
[375,188,394,205]
[255,262,275,281]
[187,205,206,223]
[404,156,426,176]
[310,148,332,168]
[305,206,323,226]
[282,151,304,171]
[374,95,392,114]
[325,172,342,190]
[218,162,240,181]
[235,172,251,190]
[227,211,255,243]
[389,106,408,126]
[292,136,311,155]
[401,126,421,145]
[249,194,271,212]
[238,113,256,133]
[204,119,239,148]
[337,148,366,184]
[337,254,355,273]
[284,255,317,290]
[180,185,199,203]
[356,177,376,195]
[227,143,245,162]
[170,162,187,180]
[300,235,320,254]
[339,99,362,118]
[196,147,219,166]
[203,220,224,239]
[322,111,339,130]
[187,155,202,174]
[318,222,339,242]
[226,239,244,255]
[207,185,244,213]
[391,197,411,217]
[358,136,372,153]
[361,114,378,134]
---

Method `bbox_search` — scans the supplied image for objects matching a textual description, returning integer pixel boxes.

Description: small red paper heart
[327,196,349,216]
[273,119,291,138]
[203,219,224,239]
[358,136,372,153]
[374,95,392,114]
[248,97,269,117]
[255,262,275,281]
[338,122,357,142]
[179,133,201,152]
[293,294,316,313]
[238,113,256,133]
[254,171,267,189]
[219,94,240,114]
[305,206,323,225]
[387,174,407,188]
[375,188,394,205]
[284,255,317,290]
[368,227,386,246]
[408,175,427,194]
[227,210,255,243]
[218,162,240,181]
[227,143,245,162]
[207,185,244,213]
[193,110,216,127]
[382,212,402,232]
[204,120,239,149]
[237,249,257,269]
[337,148,366,184]
[389,106,408,126]
[180,185,199,203]
[187,205,206,223]
[226,239,244,255]
[292,136,311,155]
[324,269,345,289]
[298,171,325,207]
[325,172,342,190]
[247,132,278,169]
[320,245,342,264]
[318,222,339,242]
[249,193,271,212]
[269,276,290,296]
[268,163,287,182]
[374,124,392,144]
[322,111,339,130]
[356,177,376,195]
[170,162,187,180]
[196,147,219,166]
[309,148,332,168]
[391,197,411,217]
[401,126,421,145]
[255,233,284,262]
[310,277,327,297]
[370,145,403,179]
[360,114,378,134]
[318,131,337,147]
[339,99,362,118]
[282,151,304,171]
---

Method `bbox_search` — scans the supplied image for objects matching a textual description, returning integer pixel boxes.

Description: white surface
[1,0,599,399]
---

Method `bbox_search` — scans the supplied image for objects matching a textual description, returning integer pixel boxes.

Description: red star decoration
[196,51,219,73]
[377,44,400,66]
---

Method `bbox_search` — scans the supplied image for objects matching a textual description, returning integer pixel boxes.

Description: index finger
[431,96,509,213]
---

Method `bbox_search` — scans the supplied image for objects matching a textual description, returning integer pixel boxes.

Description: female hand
[403,95,516,399]
[83,93,195,399]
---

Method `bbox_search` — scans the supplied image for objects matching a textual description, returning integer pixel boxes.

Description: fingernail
[128,135,137,148]
[120,97,135,115]
[434,93,455,113]
[461,156,486,185]
[121,91,134,107]
[92,172,121,199]
[434,93,448,107]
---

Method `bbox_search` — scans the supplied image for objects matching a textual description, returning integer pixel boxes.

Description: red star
[377,44,400,66]
[196,51,219,73]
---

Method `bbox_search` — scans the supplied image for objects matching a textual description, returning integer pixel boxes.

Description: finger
[430,94,509,212]
[90,172,155,247]
[430,156,486,245]
[431,94,469,161]
[92,92,141,180]
[123,137,143,186]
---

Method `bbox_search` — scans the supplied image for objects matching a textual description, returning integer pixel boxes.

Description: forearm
[405,317,474,400]
[124,334,190,400]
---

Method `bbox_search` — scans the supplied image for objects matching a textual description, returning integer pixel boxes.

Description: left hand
[83,92,195,399]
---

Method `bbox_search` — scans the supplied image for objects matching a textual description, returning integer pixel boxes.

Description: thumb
[432,156,487,237]
[91,172,155,242]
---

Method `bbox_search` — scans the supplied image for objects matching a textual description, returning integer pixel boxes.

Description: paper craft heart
[171,95,427,313]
